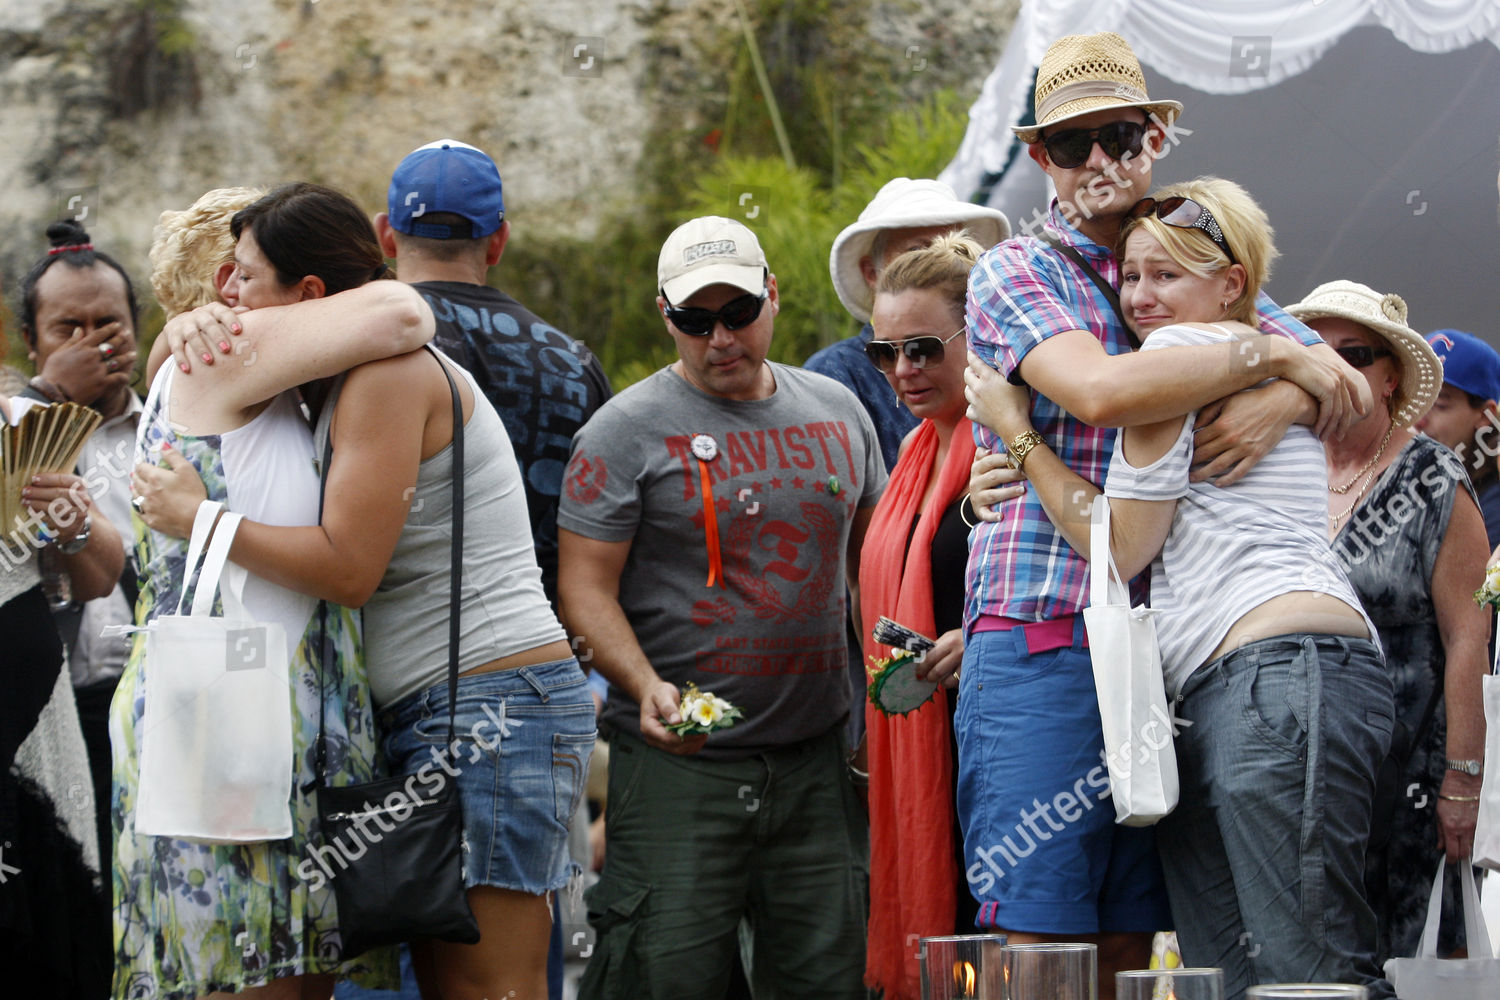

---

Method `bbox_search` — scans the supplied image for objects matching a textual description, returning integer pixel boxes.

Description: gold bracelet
[1008,429,1044,471]
[1437,793,1481,802]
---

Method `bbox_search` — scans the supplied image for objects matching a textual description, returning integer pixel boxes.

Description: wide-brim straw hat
[1286,280,1442,428]
[1012,32,1184,144]
[830,178,1011,323]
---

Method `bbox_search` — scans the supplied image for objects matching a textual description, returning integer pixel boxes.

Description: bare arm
[1015,329,1367,437]
[1430,487,1490,860]
[149,282,434,426]
[966,351,1177,578]
[558,529,707,755]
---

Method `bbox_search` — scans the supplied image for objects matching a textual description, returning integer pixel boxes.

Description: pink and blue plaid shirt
[963,202,1321,626]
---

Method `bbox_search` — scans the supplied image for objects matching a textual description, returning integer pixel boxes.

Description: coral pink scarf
[858,417,974,999]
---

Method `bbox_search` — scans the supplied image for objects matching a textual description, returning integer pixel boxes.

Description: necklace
[1328,420,1396,527]
[1328,420,1395,494]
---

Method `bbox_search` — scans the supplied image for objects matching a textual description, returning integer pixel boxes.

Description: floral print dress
[1333,434,1475,961]
[109,388,397,999]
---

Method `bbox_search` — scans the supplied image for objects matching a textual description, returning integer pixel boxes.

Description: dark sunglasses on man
[864,328,965,373]
[1333,345,1391,369]
[662,289,768,337]
[1042,120,1148,169]
[1126,196,1240,267]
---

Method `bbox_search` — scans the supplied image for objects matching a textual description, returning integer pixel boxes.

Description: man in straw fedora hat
[957,30,1380,994]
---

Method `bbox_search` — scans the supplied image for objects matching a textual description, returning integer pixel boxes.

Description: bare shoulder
[342,349,444,396]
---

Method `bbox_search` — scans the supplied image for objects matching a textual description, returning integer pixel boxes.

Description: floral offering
[664,682,744,735]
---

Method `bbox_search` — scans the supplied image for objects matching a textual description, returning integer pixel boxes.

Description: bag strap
[1088,494,1127,608]
[1418,858,1495,958]
[175,500,225,615]
[435,348,465,755]
[189,512,245,618]
[313,345,465,787]
[1039,233,1140,350]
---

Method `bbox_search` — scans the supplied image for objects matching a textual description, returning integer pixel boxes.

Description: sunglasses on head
[864,328,965,373]
[662,289,768,337]
[1127,196,1239,266]
[1334,345,1391,369]
[1042,120,1148,169]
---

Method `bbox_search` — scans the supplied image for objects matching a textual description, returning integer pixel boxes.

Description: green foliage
[693,89,976,366]
[506,90,973,390]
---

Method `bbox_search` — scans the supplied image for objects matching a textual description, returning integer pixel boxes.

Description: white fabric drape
[941,0,1500,201]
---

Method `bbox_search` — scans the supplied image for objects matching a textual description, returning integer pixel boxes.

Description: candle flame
[951,960,976,995]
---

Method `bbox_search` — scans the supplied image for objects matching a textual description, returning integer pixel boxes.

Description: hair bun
[46,218,91,248]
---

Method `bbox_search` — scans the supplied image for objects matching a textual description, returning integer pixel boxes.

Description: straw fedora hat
[1286,280,1442,428]
[1012,32,1183,144]
[829,178,1010,323]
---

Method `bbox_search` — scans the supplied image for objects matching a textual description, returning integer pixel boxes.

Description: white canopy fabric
[943,0,1500,337]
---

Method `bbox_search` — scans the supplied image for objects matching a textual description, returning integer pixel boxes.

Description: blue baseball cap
[387,139,505,239]
[1426,329,1500,402]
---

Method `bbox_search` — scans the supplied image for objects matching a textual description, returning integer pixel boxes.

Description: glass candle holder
[1116,967,1225,1000]
[919,934,1008,1000]
[1002,942,1098,1000]
[1245,986,1369,999]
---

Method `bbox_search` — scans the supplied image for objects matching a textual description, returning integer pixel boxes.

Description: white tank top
[144,369,320,660]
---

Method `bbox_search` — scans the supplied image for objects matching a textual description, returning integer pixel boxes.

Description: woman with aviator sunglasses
[1286,280,1489,965]
[966,177,1397,997]
[854,233,1023,999]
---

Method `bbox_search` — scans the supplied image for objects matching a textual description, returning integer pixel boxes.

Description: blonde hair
[875,231,985,321]
[1118,176,1277,327]
[149,187,265,318]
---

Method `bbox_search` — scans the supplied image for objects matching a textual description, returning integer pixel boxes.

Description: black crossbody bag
[311,346,479,957]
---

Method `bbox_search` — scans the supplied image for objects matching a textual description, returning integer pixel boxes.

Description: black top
[929,496,973,636]
[412,281,612,607]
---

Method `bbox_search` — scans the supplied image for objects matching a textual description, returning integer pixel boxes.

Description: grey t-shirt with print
[558,363,886,760]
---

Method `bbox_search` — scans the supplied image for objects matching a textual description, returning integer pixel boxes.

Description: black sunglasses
[1127,196,1239,266]
[1042,121,1148,169]
[1334,345,1391,369]
[864,328,965,373]
[662,290,768,337]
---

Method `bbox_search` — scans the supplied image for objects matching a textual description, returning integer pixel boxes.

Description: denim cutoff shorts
[379,657,596,894]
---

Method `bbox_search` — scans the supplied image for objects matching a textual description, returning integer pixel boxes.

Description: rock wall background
[0,0,1016,332]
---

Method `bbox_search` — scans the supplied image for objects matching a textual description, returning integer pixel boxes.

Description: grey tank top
[316,355,566,707]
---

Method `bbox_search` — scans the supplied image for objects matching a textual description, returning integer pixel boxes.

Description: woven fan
[2,401,101,534]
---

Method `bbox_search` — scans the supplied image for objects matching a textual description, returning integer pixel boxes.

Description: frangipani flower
[664,682,743,736]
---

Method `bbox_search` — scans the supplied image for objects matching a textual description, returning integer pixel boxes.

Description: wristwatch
[1445,758,1483,777]
[57,514,91,555]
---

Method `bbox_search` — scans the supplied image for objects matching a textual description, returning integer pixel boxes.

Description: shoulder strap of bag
[433,346,464,755]
[1039,233,1140,350]
[188,512,245,618]
[313,344,464,787]
[175,500,225,615]
[1088,494,1127,608]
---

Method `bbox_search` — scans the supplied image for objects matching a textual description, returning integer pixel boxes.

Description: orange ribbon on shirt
[699,460,723,588]
[690,433,724,589]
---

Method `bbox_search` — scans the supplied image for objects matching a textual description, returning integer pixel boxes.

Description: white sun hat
[829,178,1010,324]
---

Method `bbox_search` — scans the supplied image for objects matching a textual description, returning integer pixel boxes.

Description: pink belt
[971,614,1087,654]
